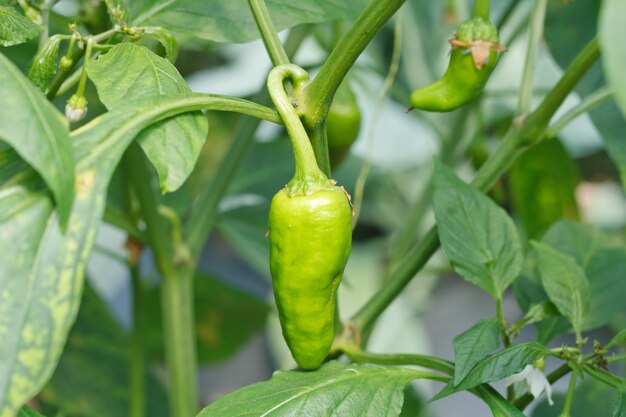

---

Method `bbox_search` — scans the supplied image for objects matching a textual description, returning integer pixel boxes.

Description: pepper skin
[269,186,352,370]
[410,17,505,112]
[267,64,353,370]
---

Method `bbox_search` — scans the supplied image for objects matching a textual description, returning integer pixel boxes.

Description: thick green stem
[308,123,332,177]
[267,65,325,182]
[301,0,406,128]
[352,37,601,334]
[124,145,197,417]
[183,26,309,259]
[129,264,145,417]
[248,0,290,66]
[472,0,491,20]
[517,0,548,115]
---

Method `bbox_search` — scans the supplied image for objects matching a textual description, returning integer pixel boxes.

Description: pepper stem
[472,0,491,20]
[267,64,328,191]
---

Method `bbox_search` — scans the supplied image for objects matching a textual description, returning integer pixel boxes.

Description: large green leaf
[197,361,431,417]
[433,161,523,299]
[142,272,269,364]
[434,343,550,401]
[0,6,41,46]
[38,285,168,417]
[453,318,501,387]
[0,94,220,417]
[87,43,208,193]
[541,220,626,330]
[531,242,590,340]
[123,0,369,43]
[0,52,74,224]
[508,139,579,240]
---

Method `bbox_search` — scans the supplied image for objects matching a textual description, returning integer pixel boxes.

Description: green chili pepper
[410,14,505,112]
[326,79,361,169]
[267,64,352,370]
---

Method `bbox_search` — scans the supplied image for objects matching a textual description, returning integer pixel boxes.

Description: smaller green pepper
[410,15,505,112]
[326,79,361,169]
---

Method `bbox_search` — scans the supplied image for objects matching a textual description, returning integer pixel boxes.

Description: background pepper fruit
[326,78,361,169]
[410,15,505,112]
[267,64,353,370]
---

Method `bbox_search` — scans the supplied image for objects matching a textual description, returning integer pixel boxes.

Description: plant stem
[558,373,578,417]
[267,65,324,181]
[496,298,512,347]
[517,0,548,116]
[129,263,145,417]
[124,145,197,417]
[342,345,454,375]
[544,87,613,139]
[46,27,120,99]
[352,37,600,334]
[472,0,491,20]
[307,124,331,177]
[75,36,94,98]
[301,0,406,128]
[182,26,309,259]
[608,354,626,364]
[248,0,289,66]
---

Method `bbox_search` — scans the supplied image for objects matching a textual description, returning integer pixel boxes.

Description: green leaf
[508,140,579,239]
[87,43,208,193]
[434,343,551,401]
[453,318,501,386]
[0,52,74,224]
[542,221,626,330]
[433,161,523,299]
[123,0,369,43]
[197,361,430,417]
[39,284,168,417]
[27,34,61,93]
[143,272,269,364]
[531,241,591,341]
[0,6,41,46]
[614,391,626,417]
[607,330,626,350]
[0,95,205,417]
[142,26,179,62]
[600,0,626,120]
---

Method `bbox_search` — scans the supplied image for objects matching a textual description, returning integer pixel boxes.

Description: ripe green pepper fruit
[267,64,352,370]
[410,13,505,112]
[326,79,361,169]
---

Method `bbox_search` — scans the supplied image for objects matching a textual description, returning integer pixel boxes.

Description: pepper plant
[1,0,625,416]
